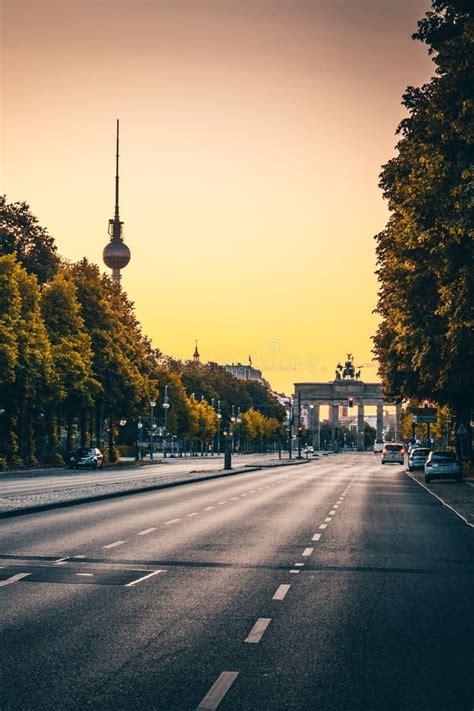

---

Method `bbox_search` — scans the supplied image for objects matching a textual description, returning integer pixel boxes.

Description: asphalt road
[0,453,472,710]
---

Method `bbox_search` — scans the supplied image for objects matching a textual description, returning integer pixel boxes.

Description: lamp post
[137,418,143,460]
[217,401,222,456]
[162,385,170,458]
[237,407,242,454]
[230,405,236,453]
[149,400,156,460]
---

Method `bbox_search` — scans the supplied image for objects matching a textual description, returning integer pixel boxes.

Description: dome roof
[103,240,131,270]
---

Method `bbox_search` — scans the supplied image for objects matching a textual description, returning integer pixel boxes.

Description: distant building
[224,362,265,384]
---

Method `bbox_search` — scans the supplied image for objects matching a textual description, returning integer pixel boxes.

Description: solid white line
[102,540,126,549]
[244,617,271,643]
[405,471,474,528]
[125,569,165,587]
[312,533,322,541]
[302,547,313,557]
[0,572,31,587]
[325,517,333,522]
[204,506,215,510]
[187,512,199,517]
[319,523,327,529]
[272,584,291,601]
[197,671,239,710]
[137,528,156,536]
[164,518,180,524]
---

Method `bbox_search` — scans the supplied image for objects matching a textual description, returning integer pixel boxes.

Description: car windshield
[412,449,430,456]
[385,444,403,451]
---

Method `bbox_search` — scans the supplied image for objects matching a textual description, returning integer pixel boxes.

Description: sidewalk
[0,457,310,518]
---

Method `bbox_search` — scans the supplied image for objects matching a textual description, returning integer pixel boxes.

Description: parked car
[408,447,430,471]
[305,445,315,455]
[424,450,462,483]
[381,443,405,465]
[69,447,104,470]
[373,439,384,454]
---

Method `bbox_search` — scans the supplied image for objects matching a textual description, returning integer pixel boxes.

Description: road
[0,453,472,710]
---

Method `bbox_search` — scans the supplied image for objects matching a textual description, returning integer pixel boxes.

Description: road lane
[0,454,472,710]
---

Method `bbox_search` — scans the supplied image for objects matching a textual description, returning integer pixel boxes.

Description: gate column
[331,404,339,451]
[357,404,365,450]
[376,403,384,440]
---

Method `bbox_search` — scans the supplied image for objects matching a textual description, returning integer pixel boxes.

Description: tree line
[373,0,473,457]
[0,196,286,469]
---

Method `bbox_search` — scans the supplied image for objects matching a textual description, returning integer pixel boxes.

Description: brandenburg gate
[294,355,401,451]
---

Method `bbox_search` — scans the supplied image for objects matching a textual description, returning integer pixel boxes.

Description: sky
[1,0,434,393]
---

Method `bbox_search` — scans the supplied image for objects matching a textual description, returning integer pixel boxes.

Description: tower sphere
[103,240,131,270]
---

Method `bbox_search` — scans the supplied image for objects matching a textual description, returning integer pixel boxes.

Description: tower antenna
[115,118,120,221]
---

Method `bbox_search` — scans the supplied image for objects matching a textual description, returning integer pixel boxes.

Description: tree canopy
[373,0,473,450]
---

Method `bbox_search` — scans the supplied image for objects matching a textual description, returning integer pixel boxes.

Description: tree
[0,196,60,283]
[373,0,473,457]
[41,271,98,462]
[0,255,54,465]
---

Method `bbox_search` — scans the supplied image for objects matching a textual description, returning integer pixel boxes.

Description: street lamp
[237,407,242,454]
[217,400,222,456]
[162,386,170,458]
[149,400,156,460]
[230,405,236,452]
[137,417,143,460]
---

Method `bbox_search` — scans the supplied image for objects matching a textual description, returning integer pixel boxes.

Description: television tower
[103,119,131,284]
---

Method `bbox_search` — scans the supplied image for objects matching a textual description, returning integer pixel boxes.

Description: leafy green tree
[41,271,99,462]
[0,196,60,283]
[0,256,54,465]
[373,0,473,457]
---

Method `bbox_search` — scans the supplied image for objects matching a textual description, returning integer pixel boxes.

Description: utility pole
[288,401,293,460]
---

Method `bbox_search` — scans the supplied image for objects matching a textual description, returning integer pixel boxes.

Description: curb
[0,459,307,519]
[404,470,474,528]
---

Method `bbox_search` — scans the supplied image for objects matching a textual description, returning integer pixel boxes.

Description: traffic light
[297,426,304,436]
[348,397,354,408]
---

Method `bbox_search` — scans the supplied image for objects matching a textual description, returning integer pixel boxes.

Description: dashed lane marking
[102,540,126,549]
[289,569,300,574]
[329,510,336,515]
[0,572,31,587]
[302,547,313,557]
[125,569,166,587]
[295,563,304,567]
[76,573,93,577]
[273,584,291,601]
[217,502,227,505]
[325,517,333,522]
[197,671,239,711]
[204,506,215,510]
[244,617,271,644]
[187,512,199,517]
[164,518,181,525]
[137,528,156,536]
[319,523,328,530]
[312,533,322,541]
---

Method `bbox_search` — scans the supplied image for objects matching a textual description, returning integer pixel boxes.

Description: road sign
[456,424,467,435]
[414,407,437,423]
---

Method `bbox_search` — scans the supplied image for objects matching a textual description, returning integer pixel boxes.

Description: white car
[381,443,405,465]
[373,440,384,454]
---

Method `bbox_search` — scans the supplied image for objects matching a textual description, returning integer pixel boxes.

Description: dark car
[69,447,104,470]
[424,450,462,483]
[408,447,430,471]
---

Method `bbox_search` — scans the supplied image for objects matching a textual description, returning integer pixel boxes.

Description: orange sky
[1,0,434,393]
